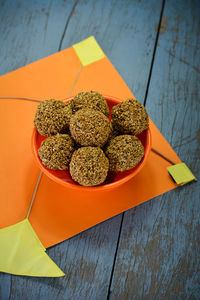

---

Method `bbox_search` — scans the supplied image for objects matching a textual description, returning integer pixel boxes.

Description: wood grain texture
[59,0,163,101]
[1,0,198,299]
[109,0,200,299]
[0,273,11,300]
[0,0,162,299]
[0,0,76,75]
[6,217,122,300]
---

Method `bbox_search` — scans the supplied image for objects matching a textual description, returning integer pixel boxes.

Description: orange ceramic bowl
[32,95,152,191]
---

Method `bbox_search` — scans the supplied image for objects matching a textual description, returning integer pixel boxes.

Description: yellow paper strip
[167,163,196,185]
[73,36,105,66]
[0,219,65,277]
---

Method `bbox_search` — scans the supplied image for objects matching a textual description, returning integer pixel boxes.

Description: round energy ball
[105,135,144,172]
[111,99,149,135]
[70,147,109,186]
[34,99,73,136]
[71,91,109,116]
[38,134,75,170]
[70,108,111,147]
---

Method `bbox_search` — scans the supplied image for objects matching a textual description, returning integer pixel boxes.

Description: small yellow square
[73,36,105,66]
[167,163,196,185]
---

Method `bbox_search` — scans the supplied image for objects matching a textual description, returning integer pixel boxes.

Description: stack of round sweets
[34,92,149,186]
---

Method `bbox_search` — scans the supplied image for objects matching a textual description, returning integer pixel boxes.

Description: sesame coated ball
[105,135,144,172]
[34,99,73,136]
[70,147,109,186]
[38,134,75,170]
[111,99,149,135]
[70,108,111,147]
[71,91,109,116]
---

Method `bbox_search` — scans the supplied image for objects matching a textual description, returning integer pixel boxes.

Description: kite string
[24,65,83,219]
[1,95,177,167]
[1,95,176,166]
[0,96,42,102]
[26,171,42,219]
[1,88,176,218]
[151,148,175,165]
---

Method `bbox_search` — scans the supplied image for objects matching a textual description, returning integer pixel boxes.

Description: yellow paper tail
[0,219,65,277]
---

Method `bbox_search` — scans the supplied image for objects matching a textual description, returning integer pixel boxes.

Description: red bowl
[32,95,152,191]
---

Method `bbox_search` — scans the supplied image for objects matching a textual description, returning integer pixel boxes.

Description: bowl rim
[32,95,152,191]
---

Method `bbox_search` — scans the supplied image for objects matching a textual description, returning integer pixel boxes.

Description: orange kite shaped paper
[0,36,182,249]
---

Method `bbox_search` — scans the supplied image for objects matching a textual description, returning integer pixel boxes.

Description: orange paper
[0,41,181,248]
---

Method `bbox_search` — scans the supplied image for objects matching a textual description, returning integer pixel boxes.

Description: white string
[0,96,42,102]
[2,66,175,220]
[24,65,83,219]
[26,172,43,219]
[151,148,175,165]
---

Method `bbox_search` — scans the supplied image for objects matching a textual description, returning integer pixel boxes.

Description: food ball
[111,99,149,135]
[70,147,109,186]
[71,91,109,116]
[105,135,144,172]
[70,108,111,147]
[34,99,72,136]
[38,134,75,170]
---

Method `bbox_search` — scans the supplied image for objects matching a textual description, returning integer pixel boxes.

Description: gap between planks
[143,0,166,107]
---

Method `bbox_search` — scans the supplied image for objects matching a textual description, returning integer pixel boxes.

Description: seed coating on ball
[70,108,111,147]
[111,99,149,135]
[34,99,72,136]
[70,147,109,186]
[71,91,109,116]
[105,135,144,172]
[38,134,75,170]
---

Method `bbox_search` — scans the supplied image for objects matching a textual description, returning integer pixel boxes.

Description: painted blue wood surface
[109,0,200,299]
[5,217,123,300]
[0,0,199,299]
[0,0,76,75]
[59,0,163,102]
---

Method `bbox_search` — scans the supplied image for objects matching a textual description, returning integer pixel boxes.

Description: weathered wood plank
[0,0,163,299]
[60,0,163,102]
[0,0,76,75]
[7,217,122,300]
[109,0,200,299]
[0,273,11,300]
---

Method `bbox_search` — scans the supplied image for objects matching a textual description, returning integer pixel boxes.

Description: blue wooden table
[0,0,199,299]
